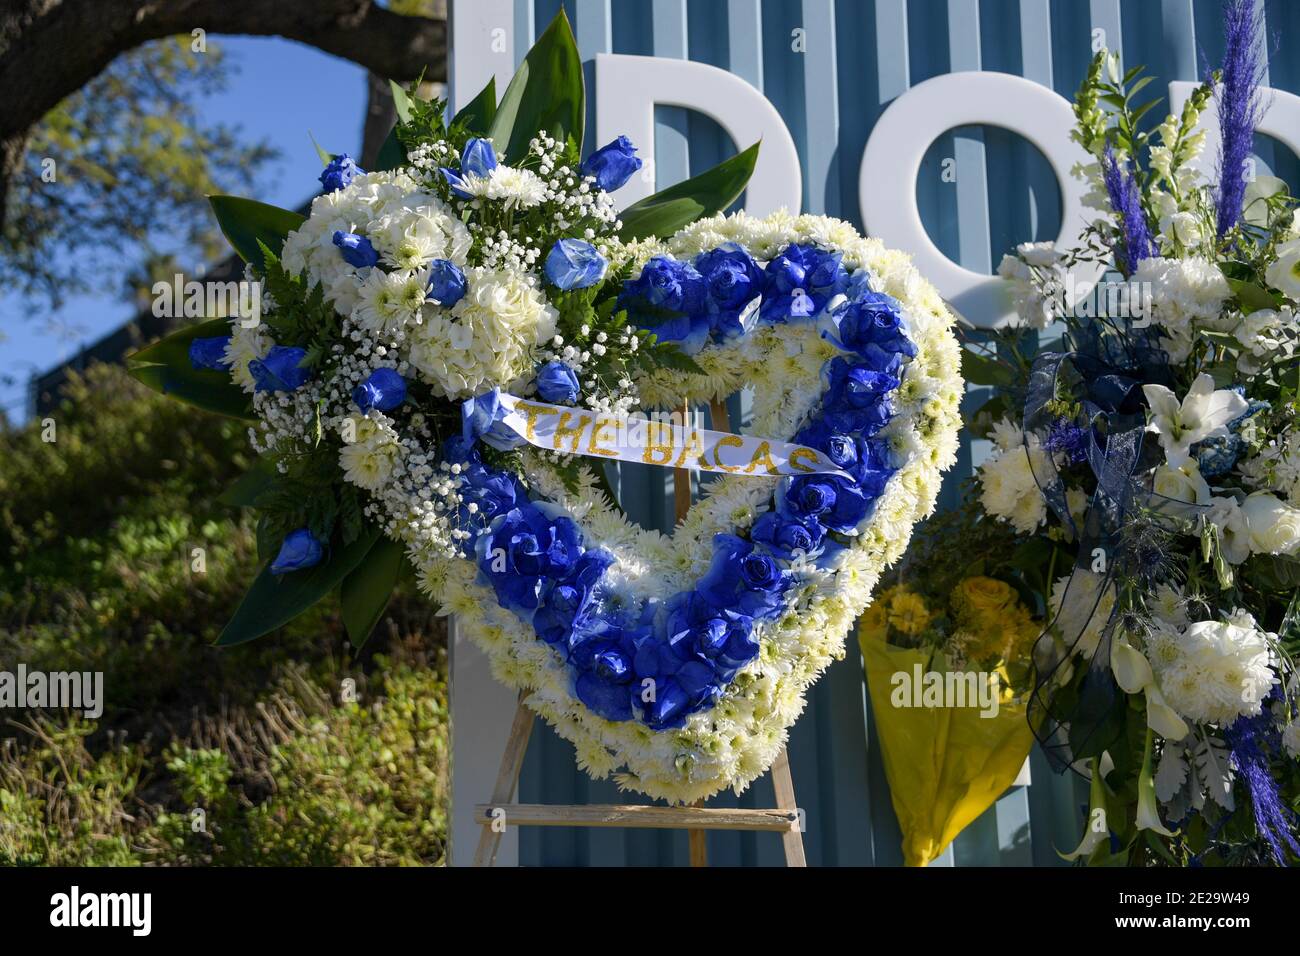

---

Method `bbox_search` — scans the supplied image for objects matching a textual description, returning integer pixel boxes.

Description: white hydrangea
[406,267,558,399]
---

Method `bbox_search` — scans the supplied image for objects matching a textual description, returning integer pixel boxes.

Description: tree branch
[0,0,447,227]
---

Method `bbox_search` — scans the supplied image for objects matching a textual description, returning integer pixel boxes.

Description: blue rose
[622,256,708,313]
[188,335,231,371]
[821,291,917,369]
[779,474,876,534]
[695,243,763,340]
[352,367,406,412]
[544,238,608,290]
[462,390,525,452]
[270,528,324,575]
[249,345,310,393]
[319,153,362,193]
[697,244,763,310]
[533,549,613,647]
[620,256,711,353]
[461,137,498,177]
[475,504,584,611]
[824,357,899,410]
[455,464,524,549]
[426,259,467,306]
[535,361,580,404]
[332,230,379,268]
[580,135,643,192]
[696,533,790,617]
[759,243,848,322]
[818,357,897,436]
[751,511,826,560]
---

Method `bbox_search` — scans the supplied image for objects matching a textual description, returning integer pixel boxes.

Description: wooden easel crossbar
[472,400,807,868]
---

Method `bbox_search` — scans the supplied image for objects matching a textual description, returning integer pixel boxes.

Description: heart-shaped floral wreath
[131,15,962,804]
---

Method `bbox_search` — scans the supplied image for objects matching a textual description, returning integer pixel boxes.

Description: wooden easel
[472,400,807,867]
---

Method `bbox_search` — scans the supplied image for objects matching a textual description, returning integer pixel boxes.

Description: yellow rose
[951,576,1016,623]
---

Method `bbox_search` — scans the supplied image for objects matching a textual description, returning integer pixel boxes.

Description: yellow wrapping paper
[859,622,1034,867]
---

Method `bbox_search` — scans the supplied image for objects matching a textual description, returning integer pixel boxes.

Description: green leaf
[127,318,255,421]
[960,347,1015,387]
[309,131,333,166]
[217,526,382,646]
[452,76,497,134]
[389,80,414,124]
[1228,278,1281,313]
[617,143,760,241]
[374,125,407,173]
[1245,553,1300,592]
[489,10,584,162]
[340,535,406,648]
[219,458,280,508]
[208,196,304,270]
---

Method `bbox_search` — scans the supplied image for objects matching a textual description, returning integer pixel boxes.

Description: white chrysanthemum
[461,164,548,209]
[223,323,273,393]
[354,268,427,337]
[977,440,1047,534]
[1132,256,1231,347]
[1152,611,1277,726]
[406,267,557,399]
[369,200,472,271]
[1049,570,1117,659]
[339,437,399,491]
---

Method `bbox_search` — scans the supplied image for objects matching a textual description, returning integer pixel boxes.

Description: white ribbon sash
[495,393,851,480]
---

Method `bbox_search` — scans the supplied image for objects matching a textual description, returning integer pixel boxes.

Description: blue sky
[0,36,368,422]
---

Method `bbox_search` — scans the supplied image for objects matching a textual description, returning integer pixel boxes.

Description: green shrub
[0,363,450,866]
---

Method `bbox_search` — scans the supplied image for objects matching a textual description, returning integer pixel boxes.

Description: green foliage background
[0,365,449,865]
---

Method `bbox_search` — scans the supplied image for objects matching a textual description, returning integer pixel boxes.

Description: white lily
[1265,237,1300,300]
[1142,373,1249,467]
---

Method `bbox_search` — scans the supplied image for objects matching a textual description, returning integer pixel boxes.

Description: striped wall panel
[451,0,1300,866]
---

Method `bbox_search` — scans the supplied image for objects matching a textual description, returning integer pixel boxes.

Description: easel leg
[473,693,535,867]
[687,800,709,866]
[771,747,806,867]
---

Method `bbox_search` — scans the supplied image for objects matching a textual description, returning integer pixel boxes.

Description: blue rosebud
[270,528,324,575]
[535,361,581,404]
[439,167,471,199]
[544,238,608,290]
[332,230,379,268]
[249,345,310,393]
[461,137,498,178]
[352,367,407,412]
[189,335,232,371]
[462,389,526,452]
[319,153,362,193]
[426,258,467,306]
[580,135,643,192]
